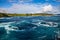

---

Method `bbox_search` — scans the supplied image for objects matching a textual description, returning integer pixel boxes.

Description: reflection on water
[0,16,60,40]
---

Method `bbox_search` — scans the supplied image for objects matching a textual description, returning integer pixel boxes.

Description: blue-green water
[0,16,60,40]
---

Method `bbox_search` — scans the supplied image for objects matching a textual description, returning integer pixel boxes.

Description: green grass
[0,13,54,17]
[7,13,54,16]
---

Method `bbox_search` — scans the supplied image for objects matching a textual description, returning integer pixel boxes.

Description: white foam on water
[37,21,58,27]
[0,17,13,19]
[0,17,5,19]
[4,25,13,34]
[0,22,15,34]
[54,30,60,38]
[32,26,37,29]
[38,36,46,38]
[0,22,26,34]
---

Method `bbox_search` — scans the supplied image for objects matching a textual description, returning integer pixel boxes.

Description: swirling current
[0,16,60,40]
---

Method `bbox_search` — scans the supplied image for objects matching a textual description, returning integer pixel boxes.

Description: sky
[0,0,60,14]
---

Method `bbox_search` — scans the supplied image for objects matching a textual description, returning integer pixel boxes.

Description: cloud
[19,0,33,2]
[8,0,33,3]
[0,3,60,14]
[0,3,43,13]
[54,0,60,2]
[42,5,53,12]
[8,0,17,3]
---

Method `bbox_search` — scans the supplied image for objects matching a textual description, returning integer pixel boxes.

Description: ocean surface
[0,16,60,40]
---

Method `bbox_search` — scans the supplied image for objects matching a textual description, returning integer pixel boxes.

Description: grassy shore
[7,13,54,16]
[0,13,54,17]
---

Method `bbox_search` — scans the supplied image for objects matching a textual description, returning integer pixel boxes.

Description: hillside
[0,13,9,17]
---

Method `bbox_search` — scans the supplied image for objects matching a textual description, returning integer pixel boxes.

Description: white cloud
[0,3,42,13]
[8,0,16,2]
[19,0,33,2]
[0,3,60,14]
[8,0,33,3]
[42,5,53,12]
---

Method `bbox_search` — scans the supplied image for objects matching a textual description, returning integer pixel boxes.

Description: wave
[0,16,59,40]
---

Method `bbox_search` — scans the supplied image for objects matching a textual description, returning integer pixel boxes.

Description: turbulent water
[0,16,60,40]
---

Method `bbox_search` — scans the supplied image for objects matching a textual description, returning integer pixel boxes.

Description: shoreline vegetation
[0,13,54,17]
